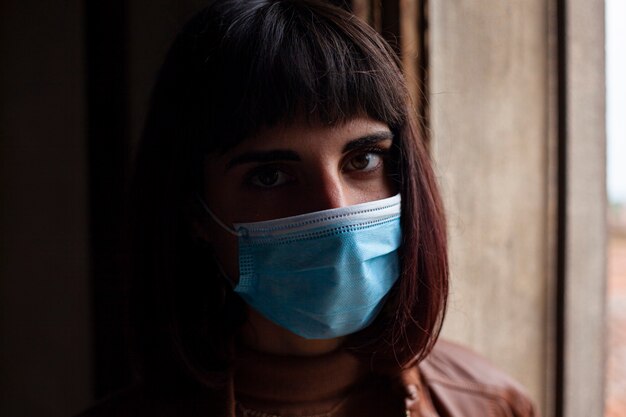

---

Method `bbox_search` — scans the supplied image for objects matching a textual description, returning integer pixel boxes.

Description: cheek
[352,175,397,202]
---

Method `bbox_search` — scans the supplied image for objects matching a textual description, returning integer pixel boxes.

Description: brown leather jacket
[410,340,539,416]
[78,340,539,417]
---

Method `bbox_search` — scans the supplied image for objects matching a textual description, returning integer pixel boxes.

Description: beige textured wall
[429,1,607,416]
[428,0,554,413]
[562,0,606,415]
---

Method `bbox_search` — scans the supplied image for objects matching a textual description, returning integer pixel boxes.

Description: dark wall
[0,1,218,415]
[0,1,92,416]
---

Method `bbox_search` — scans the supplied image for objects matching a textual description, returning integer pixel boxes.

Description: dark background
[0,1,217,415]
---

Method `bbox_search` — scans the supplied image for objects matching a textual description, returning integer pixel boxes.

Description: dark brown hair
[129,0,448,390]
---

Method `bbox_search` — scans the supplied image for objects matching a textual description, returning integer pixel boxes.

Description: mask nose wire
[195,194,241,237]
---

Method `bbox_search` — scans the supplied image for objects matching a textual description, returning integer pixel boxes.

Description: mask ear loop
[195,194,240,288]
[195,194,241,237]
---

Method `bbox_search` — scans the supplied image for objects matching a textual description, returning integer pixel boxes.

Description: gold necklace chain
[236,402,338,417]
[235,401,411,417]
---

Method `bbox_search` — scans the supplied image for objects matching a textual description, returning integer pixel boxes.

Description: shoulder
[418,340,540,417]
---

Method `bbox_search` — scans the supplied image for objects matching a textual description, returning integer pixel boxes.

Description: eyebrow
[225,150,301,171]
[225,130,394,171]
[342,131,394,153]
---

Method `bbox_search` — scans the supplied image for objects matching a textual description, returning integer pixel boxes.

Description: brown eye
[345,152,383,172]
[248,166,293,188]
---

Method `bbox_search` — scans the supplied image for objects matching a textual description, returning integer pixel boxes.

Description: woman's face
[200,115,396,354]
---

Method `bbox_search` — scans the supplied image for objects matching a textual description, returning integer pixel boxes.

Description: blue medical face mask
[198,194,402,339]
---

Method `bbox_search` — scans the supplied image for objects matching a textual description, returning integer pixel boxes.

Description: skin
[199,115,396,356]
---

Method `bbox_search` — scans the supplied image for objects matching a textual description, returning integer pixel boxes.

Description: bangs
[177,0,408,151]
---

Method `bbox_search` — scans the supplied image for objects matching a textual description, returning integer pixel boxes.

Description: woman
[80,0,538,416]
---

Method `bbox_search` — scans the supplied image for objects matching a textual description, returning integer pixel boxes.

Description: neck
[240,309,345,356]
